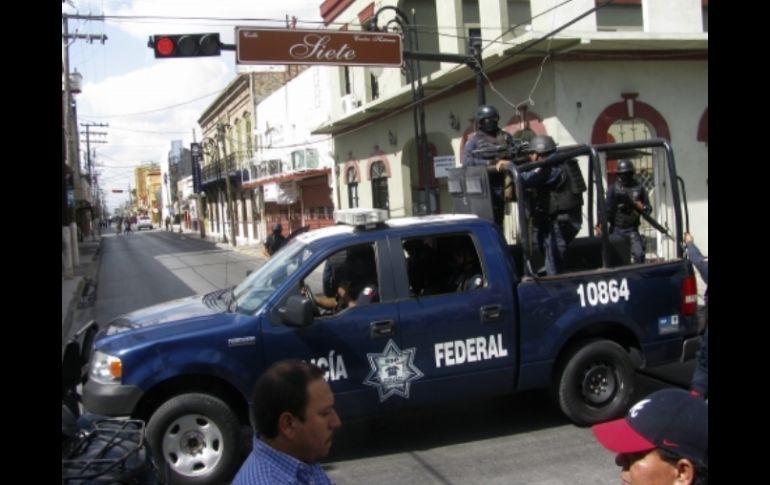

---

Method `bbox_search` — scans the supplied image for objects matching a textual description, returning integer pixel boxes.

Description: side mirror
[280,295,314,327]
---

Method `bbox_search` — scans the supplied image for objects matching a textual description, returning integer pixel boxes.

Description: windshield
[232,238,315,313]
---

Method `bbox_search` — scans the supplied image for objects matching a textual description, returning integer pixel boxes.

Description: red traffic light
[150,34,221,58]
[155,36,176,57]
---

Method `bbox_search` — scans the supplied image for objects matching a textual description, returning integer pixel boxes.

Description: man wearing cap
[592,388,708,484]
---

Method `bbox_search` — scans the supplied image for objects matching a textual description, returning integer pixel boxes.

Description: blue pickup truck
[80,139,700,484]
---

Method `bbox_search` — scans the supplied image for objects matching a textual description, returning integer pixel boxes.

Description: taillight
[681,275,697,316]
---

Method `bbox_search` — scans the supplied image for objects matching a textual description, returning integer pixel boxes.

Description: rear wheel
[146,393,241,485]
[555,339,634,426]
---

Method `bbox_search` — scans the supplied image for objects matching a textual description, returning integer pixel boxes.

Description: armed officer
[603,159,651,263]
[522,135,586,275]
[462,105,517,227]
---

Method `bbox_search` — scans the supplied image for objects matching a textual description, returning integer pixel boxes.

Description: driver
[312,247,379,312]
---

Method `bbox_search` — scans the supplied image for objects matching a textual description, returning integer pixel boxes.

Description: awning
[241,167,330,190]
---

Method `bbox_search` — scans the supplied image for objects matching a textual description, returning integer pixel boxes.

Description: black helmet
[528,135,557,155]
[476,105,499,122]
[616,159,635,174]
[272,223,282,234]
[476,105,500,134]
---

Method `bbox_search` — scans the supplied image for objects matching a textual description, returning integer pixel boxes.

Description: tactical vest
[613,180,645,229]
[549,158,586,215]
[477,130,512,150]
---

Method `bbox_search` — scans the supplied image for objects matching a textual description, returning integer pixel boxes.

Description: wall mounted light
[449,112,460,131]
[388,130,397,146]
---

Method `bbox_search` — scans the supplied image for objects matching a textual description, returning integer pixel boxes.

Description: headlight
[89,350,123,384]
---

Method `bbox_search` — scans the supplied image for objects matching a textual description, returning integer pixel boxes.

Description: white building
[313,0,708,253]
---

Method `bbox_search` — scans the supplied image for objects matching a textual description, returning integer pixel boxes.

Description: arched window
[347,166,359,208]
[370,160,389,212]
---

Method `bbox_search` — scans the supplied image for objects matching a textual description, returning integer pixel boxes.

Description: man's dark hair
[658,448,708,485]
[251,360,325,439]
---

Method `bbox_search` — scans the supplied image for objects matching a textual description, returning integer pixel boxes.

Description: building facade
[314,0,709,253]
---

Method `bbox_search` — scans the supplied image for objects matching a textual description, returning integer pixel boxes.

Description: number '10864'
[576,278,630,307]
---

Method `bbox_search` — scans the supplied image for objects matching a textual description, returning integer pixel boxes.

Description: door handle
[369,320,396,338]
[480,304,503,323]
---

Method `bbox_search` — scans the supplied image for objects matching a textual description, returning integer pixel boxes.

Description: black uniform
[606,178,651,263]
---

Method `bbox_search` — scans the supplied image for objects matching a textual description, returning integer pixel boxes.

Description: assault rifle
[471,139,529,165]
[615,191,671,236]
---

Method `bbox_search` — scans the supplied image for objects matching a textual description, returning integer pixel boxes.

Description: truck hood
[104,293,223,336]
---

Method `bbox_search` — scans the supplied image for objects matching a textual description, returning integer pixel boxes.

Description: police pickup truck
[81,139,700,485]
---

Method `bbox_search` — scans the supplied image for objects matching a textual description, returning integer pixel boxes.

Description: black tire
[146,393,242,485]
[555,339,634,426]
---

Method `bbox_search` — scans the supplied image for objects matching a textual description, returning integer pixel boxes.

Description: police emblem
[363,339,424,402]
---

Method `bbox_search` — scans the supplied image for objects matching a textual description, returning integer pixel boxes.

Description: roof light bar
[334,208,389,226]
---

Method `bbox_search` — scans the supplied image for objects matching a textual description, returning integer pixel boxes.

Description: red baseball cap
[592,388,708,465]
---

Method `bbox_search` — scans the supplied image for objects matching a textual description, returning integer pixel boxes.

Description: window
[245,118,253,159]
[343,66,352,95]
[402,233,484,297]
[370,161,389,212]
[370,72,379,100]
[346,166,359,208]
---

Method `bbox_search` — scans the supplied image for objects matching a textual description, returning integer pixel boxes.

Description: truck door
[261,240,405,418]
[395,230,517,405]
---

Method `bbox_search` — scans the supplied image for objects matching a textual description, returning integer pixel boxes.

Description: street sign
[112,189,124,193]
[190,142,202,194]
[236,27,402,67]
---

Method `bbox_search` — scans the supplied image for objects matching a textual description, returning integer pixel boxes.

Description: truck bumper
[82,380,143,416]
[680,335,701,362]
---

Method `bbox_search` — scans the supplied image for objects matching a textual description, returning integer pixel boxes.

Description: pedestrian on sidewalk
[263,223,286,258]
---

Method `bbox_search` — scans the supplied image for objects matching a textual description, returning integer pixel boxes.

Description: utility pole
[62,12,107,276]
[81,122,108,240]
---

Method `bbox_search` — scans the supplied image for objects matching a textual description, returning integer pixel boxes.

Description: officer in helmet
[263,222,287,257]
[462,105,517,227]
[521,135,586,275]
[601,159,651,263]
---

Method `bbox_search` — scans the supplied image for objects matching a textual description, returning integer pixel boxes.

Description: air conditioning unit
[341,94,361,114]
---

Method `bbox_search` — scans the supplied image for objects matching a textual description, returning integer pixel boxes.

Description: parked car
[136,216,153,230]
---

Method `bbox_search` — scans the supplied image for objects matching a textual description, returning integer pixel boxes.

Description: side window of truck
[402,234,484,297]
[303,243,380,315]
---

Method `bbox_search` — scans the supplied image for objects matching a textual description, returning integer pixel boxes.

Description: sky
[62,0,325,214]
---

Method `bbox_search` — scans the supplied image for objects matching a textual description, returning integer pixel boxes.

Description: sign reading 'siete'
[236,27,403,67]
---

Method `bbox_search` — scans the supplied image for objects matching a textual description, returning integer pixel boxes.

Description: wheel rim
[580,361,617,405]
[162,413,224,477]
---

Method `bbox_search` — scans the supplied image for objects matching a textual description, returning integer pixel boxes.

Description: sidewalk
[62,236,102,347]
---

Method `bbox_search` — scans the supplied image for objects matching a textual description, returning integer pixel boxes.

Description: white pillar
[642,0,702,33]
[478,0,510,45]
[69,221,80,266]
[436,0,464,70]
[530,0,596,34]
[63,226,74,278]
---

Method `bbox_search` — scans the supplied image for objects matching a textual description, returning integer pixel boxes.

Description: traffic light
[149,33,221,58]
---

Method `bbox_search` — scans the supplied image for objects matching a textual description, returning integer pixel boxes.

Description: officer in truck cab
[521,135,586,275]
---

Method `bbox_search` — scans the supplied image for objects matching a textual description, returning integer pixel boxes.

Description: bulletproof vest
[474,131,511,156]
[549,158,586,215]
[613,179,644,228]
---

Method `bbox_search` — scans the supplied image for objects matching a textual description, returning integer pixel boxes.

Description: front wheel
[555,339,634,426]
[146,393,242,485]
